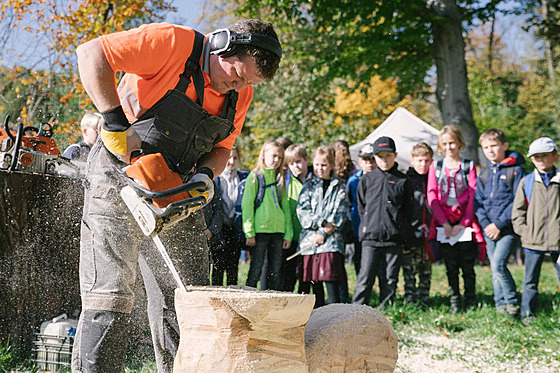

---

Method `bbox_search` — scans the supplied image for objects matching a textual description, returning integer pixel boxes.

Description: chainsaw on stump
[120,153,211,291]
[0,115,78,177]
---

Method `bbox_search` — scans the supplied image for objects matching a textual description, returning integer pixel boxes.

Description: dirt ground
[395,333,560,373]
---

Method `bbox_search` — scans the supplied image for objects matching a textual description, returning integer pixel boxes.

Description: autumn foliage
[0,0,174,148]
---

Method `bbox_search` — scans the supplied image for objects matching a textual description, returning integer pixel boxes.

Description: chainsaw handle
[8,122,23,172]
[154,195,207,218]
[37,123,53,137]
[4,115,15,142]
[125,177,207,200]
[22,126,40,135]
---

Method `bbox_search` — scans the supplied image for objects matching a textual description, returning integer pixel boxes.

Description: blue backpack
[522,171,560,203]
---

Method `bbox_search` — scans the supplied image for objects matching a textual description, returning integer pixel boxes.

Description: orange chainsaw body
[1,130,60,155]
[126,153,190,209]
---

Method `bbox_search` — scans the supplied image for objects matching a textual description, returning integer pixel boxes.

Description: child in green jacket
[242,140,293,290]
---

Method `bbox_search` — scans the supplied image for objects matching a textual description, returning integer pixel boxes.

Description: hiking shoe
[506,304,520,317]
[450,304,461,314]
[522,315,535,325]
[496,305,507,314]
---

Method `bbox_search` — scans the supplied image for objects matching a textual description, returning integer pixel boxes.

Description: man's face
[288,156,308,178]
[481,138,508,163]
[208,55,263,94]
[531,151,559,173]
[374,151,397,171]
[411,155,432,175]
[358,157,376,174]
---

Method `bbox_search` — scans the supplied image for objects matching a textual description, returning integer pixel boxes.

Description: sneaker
[522,315,535,325]
[450,304,461,314]
[506,304,520,317]
[496,305,507,314]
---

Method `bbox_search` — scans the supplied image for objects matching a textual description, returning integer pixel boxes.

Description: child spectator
[206,146,249,286]
[352,136,413,307]
[62,112,102,162]
[402,142,434,305]
[297,146,349,306]
[259,136,294,289]
[347,143,388,303]
[427,125,480,313]
[475,129,525,316]
[242,140,293,291]
[347,143,377,274]
[512,137,560,325]
[282,144,311,292]
[332,139,357,181]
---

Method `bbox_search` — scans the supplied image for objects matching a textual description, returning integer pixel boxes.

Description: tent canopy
[349,107,440,171]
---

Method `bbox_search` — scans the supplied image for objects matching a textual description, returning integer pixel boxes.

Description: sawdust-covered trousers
[71,141,210,373]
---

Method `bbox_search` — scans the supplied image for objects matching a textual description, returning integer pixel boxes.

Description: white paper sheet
[436,227,473,246]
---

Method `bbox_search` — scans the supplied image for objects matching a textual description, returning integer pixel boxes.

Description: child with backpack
[427,125,480,313]
[512,137,560,325]
[475,129,525,316]
[205,146,249,286]
[282,144,311,292]
[242,140,293,291]
[296,145,349,306]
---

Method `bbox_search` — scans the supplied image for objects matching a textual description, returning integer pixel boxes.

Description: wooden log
[173,286,315,373]
[0,170,83,352]
[305,304,398,373]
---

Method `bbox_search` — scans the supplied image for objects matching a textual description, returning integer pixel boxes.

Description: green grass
[234,260,560,370]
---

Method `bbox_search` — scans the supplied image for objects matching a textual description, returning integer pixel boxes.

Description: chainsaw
[119,153,210,291]
[0,115,79,177]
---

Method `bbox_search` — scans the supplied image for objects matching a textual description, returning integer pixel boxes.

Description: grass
[3,261,558,372]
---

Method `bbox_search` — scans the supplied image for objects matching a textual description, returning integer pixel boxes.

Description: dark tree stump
[0,170,83,353]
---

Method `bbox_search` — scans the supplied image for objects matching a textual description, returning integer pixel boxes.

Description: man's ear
[504,142,510,150]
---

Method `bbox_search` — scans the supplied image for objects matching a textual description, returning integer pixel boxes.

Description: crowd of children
[203,125,560,326]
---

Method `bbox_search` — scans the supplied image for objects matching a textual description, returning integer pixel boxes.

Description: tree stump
[0,170,83,352]
[305,304,398,372]
[173,286,315,373]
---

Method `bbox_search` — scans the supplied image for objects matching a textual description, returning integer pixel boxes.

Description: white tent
[349,107,440,171]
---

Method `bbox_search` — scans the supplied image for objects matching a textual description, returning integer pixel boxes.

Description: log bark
[304,304,398,372]
[173,286,315,372]
[0,170,83,353]
[430,0,479,162]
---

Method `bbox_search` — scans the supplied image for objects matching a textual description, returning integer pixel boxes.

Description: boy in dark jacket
[352,136,414,307]
[402,142,434,305]
[475,129,525,316]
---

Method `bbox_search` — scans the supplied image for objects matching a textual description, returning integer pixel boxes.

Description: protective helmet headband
[209,28,282,59]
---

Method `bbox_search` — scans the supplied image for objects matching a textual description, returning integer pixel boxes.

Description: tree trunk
[430,0,479,162]
[173,286,315,372]
[305,304,398,372]
[542,0,556,81]
[0,171,83,354]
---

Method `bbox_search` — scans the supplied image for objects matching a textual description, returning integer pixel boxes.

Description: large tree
[242,0,516,161]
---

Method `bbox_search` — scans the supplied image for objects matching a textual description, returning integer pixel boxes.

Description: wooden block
[173,286,315,373]
[305,304,398,372]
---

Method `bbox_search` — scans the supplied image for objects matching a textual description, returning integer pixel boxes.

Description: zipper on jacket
[490,167,497,199]
[545,184,550,249]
